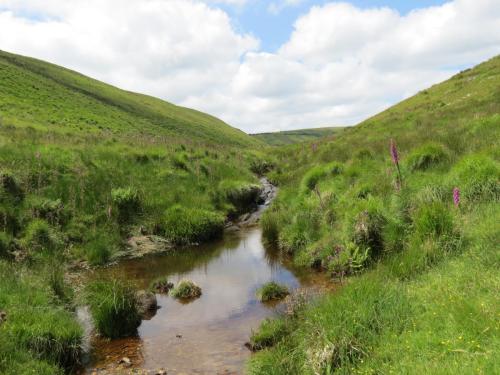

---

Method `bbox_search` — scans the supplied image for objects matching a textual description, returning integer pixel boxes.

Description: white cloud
[0,0,500,133]
[268,0,307,15]
[0,0,258,103]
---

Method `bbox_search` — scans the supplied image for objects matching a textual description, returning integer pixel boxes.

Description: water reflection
[85,227,333,374]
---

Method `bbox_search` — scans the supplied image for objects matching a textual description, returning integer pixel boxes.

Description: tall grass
[249,55,500,373]
[85,279,141,339]
[0,261,83,372]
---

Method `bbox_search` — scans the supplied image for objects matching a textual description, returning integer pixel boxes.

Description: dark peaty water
[83,226,333,374]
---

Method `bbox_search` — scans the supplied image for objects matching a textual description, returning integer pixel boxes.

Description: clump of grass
[171,152,189,171]
[326,242,369,278]
[0,335,62,375]
[326,161,343,175]
[162,205,224,245]
[216,180,261,214]
[149,276,174,294]
[248,276,411,374]
[22,219,59,252]
[84,232,115,266]
[256,281,289,302]
[171,280,202,299]
[260,209,281,244]
[406,143,449,171]
[28,197,69,226]
[44,261,73,304]
[448,154,500,204]
[85,279,141,339]
[0,261,83,371]
[250,159,274,175]
[302,166,327,191]
[0,171,24,203]
[412,202,454,239]
[249,318,291,351]
[111,187,141,223]
[0,231,13,258]
[350,199,387,259]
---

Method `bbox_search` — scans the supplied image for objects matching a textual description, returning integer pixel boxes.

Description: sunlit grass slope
[0,49,259,147]
[248,55,500,374]
[252,127,346,146]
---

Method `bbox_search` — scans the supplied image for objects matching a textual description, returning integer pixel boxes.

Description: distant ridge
[252,126,346,146]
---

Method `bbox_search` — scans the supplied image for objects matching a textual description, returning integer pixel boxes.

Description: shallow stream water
[82,224,333,374]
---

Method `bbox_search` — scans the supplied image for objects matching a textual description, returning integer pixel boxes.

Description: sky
[0,0,499,133]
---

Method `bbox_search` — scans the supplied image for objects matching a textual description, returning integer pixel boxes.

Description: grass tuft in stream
[171,280,202,299]
[85,280,141,339]
[256,282,290,302]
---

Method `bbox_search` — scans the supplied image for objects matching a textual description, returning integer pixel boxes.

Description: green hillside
[248,56,499,374]
[252,127,346,146]
[0,49,259,147]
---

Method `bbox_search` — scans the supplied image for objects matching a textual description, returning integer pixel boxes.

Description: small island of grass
[256,281,289,302]
[171,280,202,300]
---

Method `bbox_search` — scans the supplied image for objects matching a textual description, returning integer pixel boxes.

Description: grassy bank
[0,261,82,374]
[0,50,269,373]
[248,55,500,374]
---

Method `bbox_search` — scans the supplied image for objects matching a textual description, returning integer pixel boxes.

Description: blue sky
[218,0,449,52]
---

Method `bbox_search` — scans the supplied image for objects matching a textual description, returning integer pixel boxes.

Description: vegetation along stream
[80,181,334,374]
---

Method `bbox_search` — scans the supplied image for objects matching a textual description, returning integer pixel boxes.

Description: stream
[81,181,334,374]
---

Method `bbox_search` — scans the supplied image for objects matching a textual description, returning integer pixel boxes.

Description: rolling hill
[0,49,259,147]
[252,127,346,146]
[248,55,500,374]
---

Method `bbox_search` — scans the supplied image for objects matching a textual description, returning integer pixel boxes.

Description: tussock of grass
[406,143,449,171]
[85,280,141,339]
[111,187,141,224]
[149,276,174,294]
[171,280,202,299]
[162,205,225,245]
[249,318,291,351]
[22,218,60,253]
[0,261,82,372]
[215,180,261,215]
[256,282,289,302]
[0,231,13,258]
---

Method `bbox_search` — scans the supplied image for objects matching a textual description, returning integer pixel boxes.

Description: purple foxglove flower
[390,139,399,165]
[453,187,460,207]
